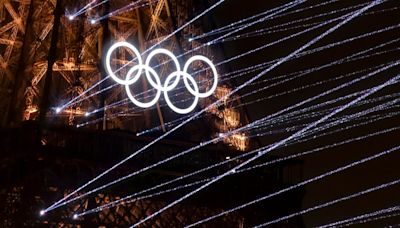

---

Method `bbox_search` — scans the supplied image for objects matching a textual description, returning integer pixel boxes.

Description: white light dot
[39,210,45,216]
[68,15,74,21]
[90,19,96,24]
[85,112,90,117]
[73,214,78,220]
[225,156,230,160]
[55,107,62,113]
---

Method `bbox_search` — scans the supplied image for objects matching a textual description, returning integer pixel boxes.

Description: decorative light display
[35,0,400,226]
[105,41,218,114]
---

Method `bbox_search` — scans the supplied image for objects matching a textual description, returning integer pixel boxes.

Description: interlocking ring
[105,41,218,114]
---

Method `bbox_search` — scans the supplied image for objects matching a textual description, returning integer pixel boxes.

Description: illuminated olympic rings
[105,41,218,114]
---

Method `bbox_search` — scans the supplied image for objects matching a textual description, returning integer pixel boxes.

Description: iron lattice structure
[0,0,250,151]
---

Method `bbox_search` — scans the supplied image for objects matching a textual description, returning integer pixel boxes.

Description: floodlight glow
[105,41,218,114]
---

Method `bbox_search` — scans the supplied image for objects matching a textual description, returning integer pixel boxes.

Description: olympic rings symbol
[105,41,218,114]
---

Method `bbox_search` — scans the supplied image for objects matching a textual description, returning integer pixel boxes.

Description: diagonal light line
[317,205,400,228]
[255,180,400,227]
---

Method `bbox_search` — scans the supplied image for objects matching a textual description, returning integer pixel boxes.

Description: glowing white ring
[106,41,218,114]
[125,65,161,108]
[106,42,143,85]
[164,71,199,114]
[183,55,218,98]
[145,48,181,91]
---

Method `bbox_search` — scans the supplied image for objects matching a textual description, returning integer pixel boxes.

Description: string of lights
[91,0,155,23]
[67,0,102,19]
[189,0,339,41]
[252,99,400,138]
[317,206,400,228]
[254,180,400,227]
[244,120,400,172]
[336,213,400,228]
[221,5,397,42]
[68,0,109,20]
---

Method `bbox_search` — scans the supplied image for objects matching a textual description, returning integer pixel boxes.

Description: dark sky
[199,0,400,226]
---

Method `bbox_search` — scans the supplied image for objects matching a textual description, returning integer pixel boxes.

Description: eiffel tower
[0,0,304,226]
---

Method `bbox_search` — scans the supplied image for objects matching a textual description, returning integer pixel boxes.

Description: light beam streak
[222,5,398,42]
[254,180,400,227]
[337,213,400,228]
[190,0,340,41]
[71,0,109,18]
[93,0,155,23]
[317,206,400,228]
